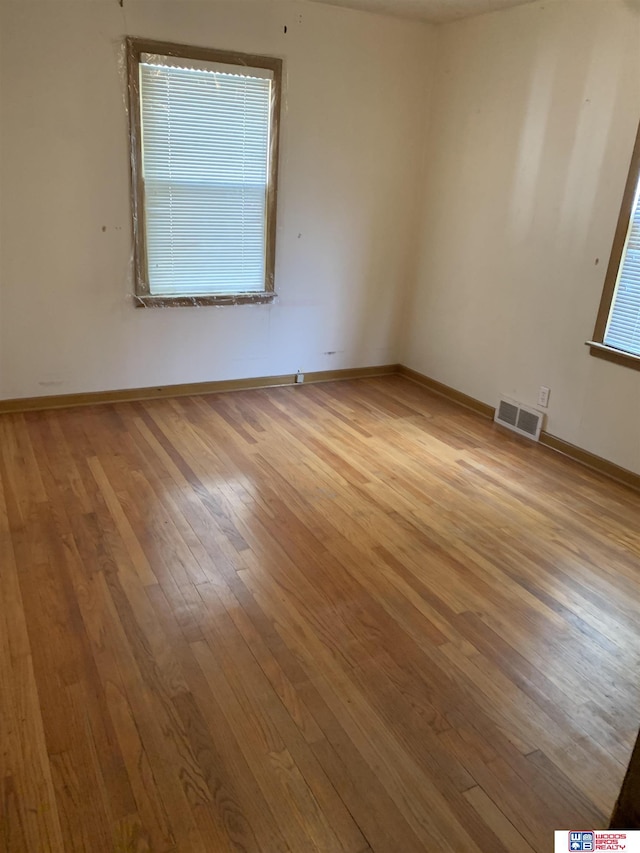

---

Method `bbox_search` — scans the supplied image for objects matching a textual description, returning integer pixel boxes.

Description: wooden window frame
[126,37,282,308]
[588,117,640,369]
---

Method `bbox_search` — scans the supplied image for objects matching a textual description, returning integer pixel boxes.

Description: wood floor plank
[1,376,639,851]
[144,584,292,853]
[463,785,537,853]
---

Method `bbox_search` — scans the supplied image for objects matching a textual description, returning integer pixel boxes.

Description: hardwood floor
[1,375,639,852]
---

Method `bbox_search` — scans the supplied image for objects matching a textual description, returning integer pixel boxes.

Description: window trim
[125,37,282,307]
[589,116,640,369]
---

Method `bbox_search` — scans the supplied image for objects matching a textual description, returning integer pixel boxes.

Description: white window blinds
[139,54,273,296]
[604,179,640,356]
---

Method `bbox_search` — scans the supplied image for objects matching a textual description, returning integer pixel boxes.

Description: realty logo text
[569,832,628,851]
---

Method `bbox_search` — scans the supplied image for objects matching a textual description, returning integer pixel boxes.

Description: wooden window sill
[586,341,640,371]
[134,292,276,308]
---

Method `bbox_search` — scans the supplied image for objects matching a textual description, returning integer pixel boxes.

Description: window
[126,38,282,306]
[590,118,640,368]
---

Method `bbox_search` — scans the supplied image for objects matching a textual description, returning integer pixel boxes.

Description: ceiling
[307,0,539,23]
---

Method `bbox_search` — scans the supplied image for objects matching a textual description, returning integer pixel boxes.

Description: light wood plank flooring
[1,376,639,852]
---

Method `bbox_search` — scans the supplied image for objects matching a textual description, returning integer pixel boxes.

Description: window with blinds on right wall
[589,118,640,369]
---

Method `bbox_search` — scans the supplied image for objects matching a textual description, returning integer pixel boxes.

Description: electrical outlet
[538,385,550,408]
[296,371,305,384]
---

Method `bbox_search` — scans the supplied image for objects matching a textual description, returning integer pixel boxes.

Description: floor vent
[495,397,543,441]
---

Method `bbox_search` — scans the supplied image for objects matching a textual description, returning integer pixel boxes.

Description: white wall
[403,0,640,473]
[0,0,433,399]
